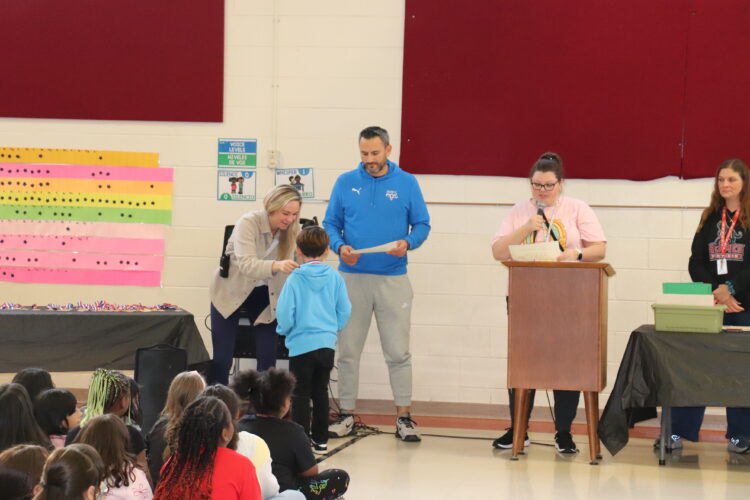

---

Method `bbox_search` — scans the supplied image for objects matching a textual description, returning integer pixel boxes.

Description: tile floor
[318,426,750,499]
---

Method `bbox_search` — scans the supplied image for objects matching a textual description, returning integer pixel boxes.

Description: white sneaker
[328,413,355,437]
[396,415,421,442]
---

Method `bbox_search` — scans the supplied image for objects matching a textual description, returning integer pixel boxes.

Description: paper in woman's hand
[509,241,561,261]
[351,241,400,254]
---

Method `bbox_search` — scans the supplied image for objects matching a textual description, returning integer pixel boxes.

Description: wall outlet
[268,149,279,169]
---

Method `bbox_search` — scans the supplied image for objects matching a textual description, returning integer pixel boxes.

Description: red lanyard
[720,208,740,256]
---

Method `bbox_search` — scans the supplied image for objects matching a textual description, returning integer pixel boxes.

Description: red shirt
[159,447,262,500]
[211,447,262,500]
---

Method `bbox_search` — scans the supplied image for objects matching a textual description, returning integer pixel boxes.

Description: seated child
[275,226,351,453]
[66,369,147,474]
[76,414,153,499]
[153,396,262,500]
[12,368,54,403]
[33,389,81,449]
[233,369,349,500]
[0,383,51,452]
[202,384,304,500]
[146,371,205,486]
[35,445,103,500]
[0,444,49,494]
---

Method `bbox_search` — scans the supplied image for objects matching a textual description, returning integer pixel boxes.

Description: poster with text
[275,168,314,199]
[217,169,256,201]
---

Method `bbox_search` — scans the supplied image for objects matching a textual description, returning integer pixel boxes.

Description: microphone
[536,201,546,219]
[537,201,564,251]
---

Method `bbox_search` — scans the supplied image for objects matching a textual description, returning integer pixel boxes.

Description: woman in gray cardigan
[209,185,302,384]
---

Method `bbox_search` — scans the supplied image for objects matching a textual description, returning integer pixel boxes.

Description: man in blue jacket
[323,126,431,441]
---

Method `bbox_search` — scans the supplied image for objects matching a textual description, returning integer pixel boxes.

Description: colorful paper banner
[0,148,158,167]
[0,267,161,286]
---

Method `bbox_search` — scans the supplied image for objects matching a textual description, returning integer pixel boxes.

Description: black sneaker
[492,427,529,449]
[728,437,750,454]
[311,439,328,455]
[555,431,578,454]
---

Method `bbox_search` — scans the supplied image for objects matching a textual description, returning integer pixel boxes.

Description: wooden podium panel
[503,261,614,463]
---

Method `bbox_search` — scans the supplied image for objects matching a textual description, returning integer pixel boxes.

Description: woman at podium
[490,152,607,453]
[669,158,750,454]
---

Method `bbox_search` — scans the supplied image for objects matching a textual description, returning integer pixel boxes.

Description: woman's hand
[557,248,580,261]
[725,296,745,313]
[272,260,299,274]
[524,214,544,234]
[713,284,732,303]
[713,285,744,312]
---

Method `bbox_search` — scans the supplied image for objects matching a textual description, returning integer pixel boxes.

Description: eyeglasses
[530,182,558,191]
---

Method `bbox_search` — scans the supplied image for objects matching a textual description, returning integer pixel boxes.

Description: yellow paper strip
[0,191,172,210]
[1,178,172,196]
[0,148,158,167]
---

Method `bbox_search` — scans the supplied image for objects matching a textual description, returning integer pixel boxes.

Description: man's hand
[386,239,409,257]
[339,245,361,266]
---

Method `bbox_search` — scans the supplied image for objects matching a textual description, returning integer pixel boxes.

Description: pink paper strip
[0,163,173,182]
[0,251,163,271]
[0,234,164,254]
[0,267,161,286]
[1,220,165,238]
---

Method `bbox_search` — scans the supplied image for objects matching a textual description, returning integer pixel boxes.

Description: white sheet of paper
[351,241,400,254]
[509,241,562,261]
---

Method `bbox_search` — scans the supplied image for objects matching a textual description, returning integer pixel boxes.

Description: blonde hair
[159,371,206,421]
[264,185,302,259]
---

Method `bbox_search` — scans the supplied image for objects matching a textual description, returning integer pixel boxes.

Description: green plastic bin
[651,304,727,333]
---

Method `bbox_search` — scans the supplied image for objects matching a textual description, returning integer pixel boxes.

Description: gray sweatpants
[337,272,413,409]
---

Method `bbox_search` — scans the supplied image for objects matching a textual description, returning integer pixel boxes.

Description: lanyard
[542,198,561,243]
[302,260,321,266]
[720,208,740,256]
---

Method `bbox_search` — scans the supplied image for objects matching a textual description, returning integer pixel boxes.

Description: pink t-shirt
[492,196,606,251]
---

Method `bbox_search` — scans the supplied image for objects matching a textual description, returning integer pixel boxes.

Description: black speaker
[134,344,188,434]
[233,319,289,360]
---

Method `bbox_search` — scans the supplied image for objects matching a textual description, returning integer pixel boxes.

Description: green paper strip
[0,205,171,224]
[662,282,712,295]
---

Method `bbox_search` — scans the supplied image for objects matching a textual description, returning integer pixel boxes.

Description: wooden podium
[503,261,615,464]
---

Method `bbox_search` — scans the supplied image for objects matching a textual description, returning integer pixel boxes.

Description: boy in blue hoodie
[276,225,352,453]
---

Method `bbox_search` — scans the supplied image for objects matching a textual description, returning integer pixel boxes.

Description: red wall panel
[401,1,693,180]
[681,1,750,178]
[0,1,224,122]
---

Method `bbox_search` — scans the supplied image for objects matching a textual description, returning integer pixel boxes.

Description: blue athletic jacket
[323,160,431,275]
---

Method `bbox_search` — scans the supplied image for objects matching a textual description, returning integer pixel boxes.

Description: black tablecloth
[598,324,750,455]
[0,309,209,372]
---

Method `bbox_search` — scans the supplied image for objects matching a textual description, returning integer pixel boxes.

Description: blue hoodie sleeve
[335,274,352,331]
[323,177,346,254]
[404,175,431,250]
[275,275,296,337]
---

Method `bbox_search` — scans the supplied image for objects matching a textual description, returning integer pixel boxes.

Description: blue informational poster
[217,169,256,201]
[274,167,315,199]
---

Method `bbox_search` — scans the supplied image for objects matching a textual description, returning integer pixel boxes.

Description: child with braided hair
[233,369,349,500]
[153,396,261,500]
[65,369,147,475]
[201,385,304,500]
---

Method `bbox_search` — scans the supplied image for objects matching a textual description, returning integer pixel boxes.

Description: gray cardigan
[209,210,292,320]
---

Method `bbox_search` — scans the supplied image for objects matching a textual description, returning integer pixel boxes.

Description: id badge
[717,258,728,275]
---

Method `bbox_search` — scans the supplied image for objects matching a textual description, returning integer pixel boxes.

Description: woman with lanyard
[666,158,750,454]
[490,152,607,453]
[209,184,302,385]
